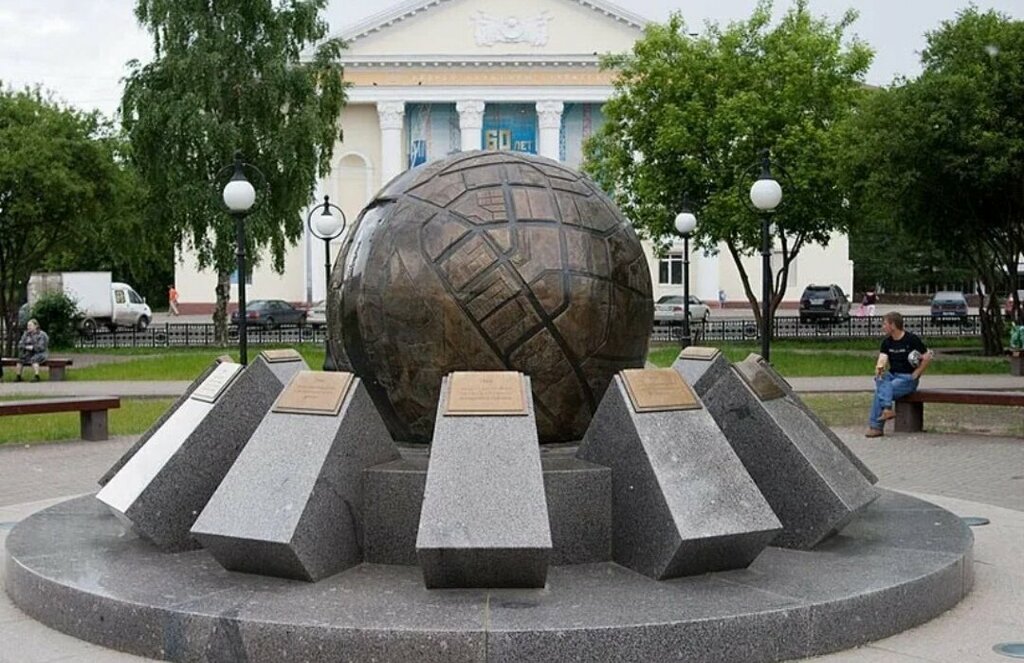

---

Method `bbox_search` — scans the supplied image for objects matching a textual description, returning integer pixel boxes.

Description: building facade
[175,0,853,313]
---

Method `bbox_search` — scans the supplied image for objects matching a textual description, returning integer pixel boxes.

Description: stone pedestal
[416,373,552,588]
[99,357,228,486]
[95,356,305,551]
[576,372,781,579]
[673,350,877,549]
[191,375,399,582]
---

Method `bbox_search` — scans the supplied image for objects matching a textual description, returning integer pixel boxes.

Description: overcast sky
[2,0,1022,120]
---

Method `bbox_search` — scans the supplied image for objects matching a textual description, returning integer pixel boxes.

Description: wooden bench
[1,358,73,381]
[0,397,120,441]
[895,389,1024,433]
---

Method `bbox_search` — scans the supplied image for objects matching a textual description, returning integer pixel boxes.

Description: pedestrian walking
[168,284,180,316]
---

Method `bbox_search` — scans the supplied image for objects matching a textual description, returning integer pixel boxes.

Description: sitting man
[16,319,49,382]
[867,312,931,437]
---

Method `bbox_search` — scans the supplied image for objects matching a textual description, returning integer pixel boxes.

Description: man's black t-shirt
[881,331,928,375]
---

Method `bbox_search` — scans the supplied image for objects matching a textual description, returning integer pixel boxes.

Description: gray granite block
[191,377,399,581]
[96,357,305,551]
[365,446,610,567]
[6,490,972,663]
[576,374,781,579]
[98,357,225,486]
[416,374,552,588]
[673,352,878,549]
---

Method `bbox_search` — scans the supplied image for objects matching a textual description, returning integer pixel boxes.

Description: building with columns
[174,0,853,313]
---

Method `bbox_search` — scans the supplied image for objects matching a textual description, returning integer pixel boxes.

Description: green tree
[0,87,129,355]
[585,0,872,331]
[121,0,347,341]
[840,8,1024,354]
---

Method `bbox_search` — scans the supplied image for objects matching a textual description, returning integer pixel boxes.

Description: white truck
[28,272,152,333]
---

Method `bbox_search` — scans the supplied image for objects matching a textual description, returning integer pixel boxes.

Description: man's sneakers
[865,428,884,438]
[881,408,896,421]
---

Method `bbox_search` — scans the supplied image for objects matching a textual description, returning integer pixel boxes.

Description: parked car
[654,295,710,326]
[231,300,307,329]
[1004,290,1024,317]
[930,291,968,322]
[799,284,851,323]
[307,300,327,326]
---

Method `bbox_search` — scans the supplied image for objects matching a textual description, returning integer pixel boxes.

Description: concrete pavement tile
[807,645,947,661]
[0,615,152,663]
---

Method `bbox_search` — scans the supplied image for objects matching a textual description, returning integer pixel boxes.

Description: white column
[456,100,485,152]
[377,101,405,185]
[696,246,721,305]
[536,101,564,161]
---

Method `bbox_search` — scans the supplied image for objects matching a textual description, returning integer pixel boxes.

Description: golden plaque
[445,371,528,416]
[191,362,243,404]
[620,369,701,413]
[272,371,354,416]
[678,346,721,361]
[261,348,303,363]
[734,355,787,401]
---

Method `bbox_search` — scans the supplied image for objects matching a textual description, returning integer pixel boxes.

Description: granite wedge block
[576,373,781,579]
[95,356,305,551]
[98,357,228,486]
[191,375,400,581]
[364,446,610,566]
[673,352,878,549]
[416,373,552,588]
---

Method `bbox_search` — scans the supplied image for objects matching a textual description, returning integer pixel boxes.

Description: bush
[30,293,80,349]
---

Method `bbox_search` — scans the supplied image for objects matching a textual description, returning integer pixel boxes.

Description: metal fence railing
[0,315,982,351]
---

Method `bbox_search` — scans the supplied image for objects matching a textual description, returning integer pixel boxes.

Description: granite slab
[416,374,552,588]
[576,373,781,579]
[95,356,305,551]
[191,376,400,581]
[673,351,877,549]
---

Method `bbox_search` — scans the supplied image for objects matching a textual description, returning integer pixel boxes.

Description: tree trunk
[978,286,1004,356]
[213,270,231,345]
[726,242,762,328]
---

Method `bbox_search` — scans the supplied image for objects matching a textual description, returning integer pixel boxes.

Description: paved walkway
[3,374,1022,399]
[0,426,1022,662]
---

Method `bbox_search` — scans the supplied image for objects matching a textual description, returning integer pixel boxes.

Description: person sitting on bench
[866,312,932,438]
[16,319,49,382]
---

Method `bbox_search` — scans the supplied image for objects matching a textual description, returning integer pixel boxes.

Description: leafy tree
[30,292,80,350]
[0,87,128,355]
[585,0,872,331]
[121,0,347,341]
[840,8,1024,354]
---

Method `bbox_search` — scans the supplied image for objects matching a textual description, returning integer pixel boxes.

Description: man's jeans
[869,372,919,430]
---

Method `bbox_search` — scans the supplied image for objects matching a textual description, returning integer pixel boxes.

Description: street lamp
[307,195,347,371]
[220,151,261,365]
[743,149,784,362]
[674,199,698,349]
[306,195,347,302]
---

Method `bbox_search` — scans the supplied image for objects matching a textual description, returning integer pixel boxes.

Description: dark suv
[799,284,851,323]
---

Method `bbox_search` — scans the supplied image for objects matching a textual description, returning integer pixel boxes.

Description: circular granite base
[5,490,972,663]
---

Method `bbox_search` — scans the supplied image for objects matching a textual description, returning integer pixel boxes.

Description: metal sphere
[327,151,654,443]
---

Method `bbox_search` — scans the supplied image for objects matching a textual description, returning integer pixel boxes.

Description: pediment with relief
[339,0,644,59]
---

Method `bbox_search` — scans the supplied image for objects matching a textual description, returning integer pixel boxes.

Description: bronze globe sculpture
[327,151,653,443]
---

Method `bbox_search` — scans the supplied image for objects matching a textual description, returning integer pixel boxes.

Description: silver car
[654,295,710,325]
[308,299,327,326]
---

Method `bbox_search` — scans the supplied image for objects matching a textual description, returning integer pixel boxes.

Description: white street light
[749,176,783,212]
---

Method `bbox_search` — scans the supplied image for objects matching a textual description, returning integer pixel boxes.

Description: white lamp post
[221,152,259,365]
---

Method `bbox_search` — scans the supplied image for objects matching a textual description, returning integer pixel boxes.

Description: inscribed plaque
[272,371,353,416]
[191,362,243,404]
[620,369,701,413]
[445,371,527,416]
[734,356,786,401]
[261,349,303,363]
[678,346,721,361]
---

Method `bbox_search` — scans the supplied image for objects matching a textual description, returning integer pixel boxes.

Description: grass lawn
[0,397,175,446]
[646,341,1005,376]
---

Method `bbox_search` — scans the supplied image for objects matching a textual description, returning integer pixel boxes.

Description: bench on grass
[0,397,120,441]
[895,390,1024,433]
[1,357,74,381]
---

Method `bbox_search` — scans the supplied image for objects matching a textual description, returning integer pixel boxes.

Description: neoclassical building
[175,0,852,312]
